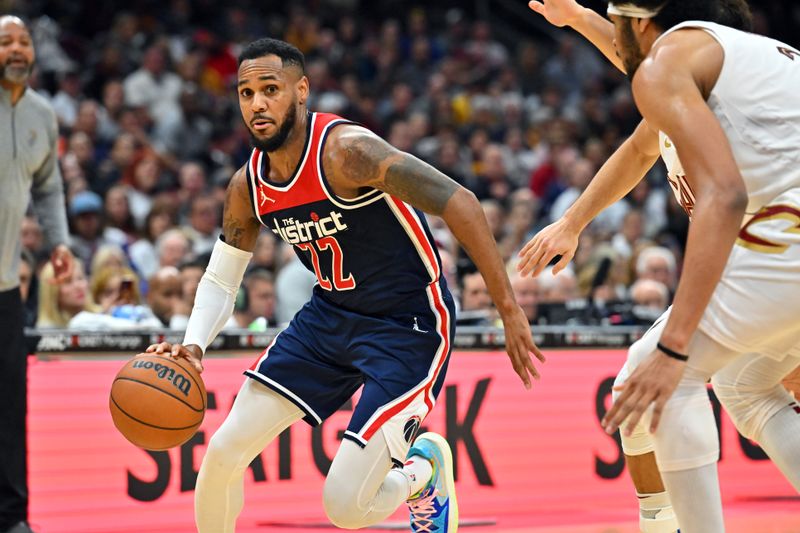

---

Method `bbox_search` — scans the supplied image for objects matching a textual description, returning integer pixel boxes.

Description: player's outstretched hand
[144,342,205,374]
[501,305,546,389]
[601,349,686,436]
[528,0,585,28]
[517,218,579,277]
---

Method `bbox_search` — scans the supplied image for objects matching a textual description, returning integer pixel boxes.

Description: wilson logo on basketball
[132,360,192,397]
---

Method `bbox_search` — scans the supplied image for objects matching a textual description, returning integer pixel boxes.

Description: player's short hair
[238,38,305,74]
[613,0,719,32]
[716,0,753,31]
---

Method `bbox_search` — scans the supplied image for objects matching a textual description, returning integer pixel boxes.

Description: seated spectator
[156,229,193,273]
[36,260,97,328]
[104,185,137,240]
[458,271,494,325]
[183,194,221,256]
[274,250,316,325]
[630,278,670,313]
[251,233,279,273]
[71,265,162,329]
[510,271,541,324]
[68,190,128,270]
[635,245,678,294]
[174,253,211,327]
[128,197,179,279]
[147,266,184,328]
[539,266,579,303]
[227,269,277,331]
[90,244,129,275]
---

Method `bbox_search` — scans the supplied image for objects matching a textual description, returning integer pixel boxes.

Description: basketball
[109,354,206,450]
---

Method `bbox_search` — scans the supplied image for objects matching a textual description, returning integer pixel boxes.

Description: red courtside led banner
[28,351,796,532]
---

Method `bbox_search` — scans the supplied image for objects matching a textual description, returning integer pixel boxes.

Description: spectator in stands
[510,271,541,324]
[635,246,678,294]
[146,266,184,328]
[176,162,209,224]
[68,190,127,270]
[103,185,136,241]
[611,209,646,260]
[539,266,579,303]
[94,132,137,198]
[251,233,279,273]
[275,250,317,325]
[630,278,670,314]
[176,253,210,320]
[183,194,221,256]
[20,215,43,259]
[459,271,493,324]
[36,260,96,328]
[123,45,182,125]
[89,244,128,275]
[155,229,192,275]
[473,144,513,203]
[123,150,164,228]
[239,269,278,331]
[128,198,179,279]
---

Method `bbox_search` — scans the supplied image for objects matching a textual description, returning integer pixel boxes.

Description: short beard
[620,19,646,81]
[0,63,32,85]
[249,103,297,153]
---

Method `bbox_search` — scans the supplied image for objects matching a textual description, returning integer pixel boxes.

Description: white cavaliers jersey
[657,21,800,218]
[654,22,800,359]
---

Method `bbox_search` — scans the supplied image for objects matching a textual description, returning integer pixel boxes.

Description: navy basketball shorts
[244,292,455,464]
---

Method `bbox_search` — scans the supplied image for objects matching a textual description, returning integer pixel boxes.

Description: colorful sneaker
[405,432,458,532]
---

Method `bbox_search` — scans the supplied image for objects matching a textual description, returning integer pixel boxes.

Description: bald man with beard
[147,266,184,328]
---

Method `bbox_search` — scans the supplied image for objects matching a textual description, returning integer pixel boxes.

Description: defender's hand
[517,218,579,277]
[501,305,546,389]
[602,349,686,436]
[145,342,204,374]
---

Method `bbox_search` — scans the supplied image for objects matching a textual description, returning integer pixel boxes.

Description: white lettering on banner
[271,211,348,244]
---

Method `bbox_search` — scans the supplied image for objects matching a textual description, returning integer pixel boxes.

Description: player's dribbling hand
[528,0,585,28]
[601,349,686,436]
[501,305,546,389]
[517,218,579,277]
[50,244,75,284]
[144,342,205,374]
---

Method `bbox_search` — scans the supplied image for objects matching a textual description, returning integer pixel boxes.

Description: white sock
[637,491,679,533]
[401,455,433,497]
[661,463,724,533]
[756,402,800,491]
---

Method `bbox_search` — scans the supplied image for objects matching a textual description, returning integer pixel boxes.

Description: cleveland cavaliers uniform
[654,22,800,359]
[242,112,455,463]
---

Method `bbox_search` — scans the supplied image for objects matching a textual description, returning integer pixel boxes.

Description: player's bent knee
[322,476,364,529]
[613,364,655,456]
[711,375,794,441]
[653,388,719,472]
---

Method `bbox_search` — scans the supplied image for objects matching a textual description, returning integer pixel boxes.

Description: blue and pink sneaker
[405,432,458,533]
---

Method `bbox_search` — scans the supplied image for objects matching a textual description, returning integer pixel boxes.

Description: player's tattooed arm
[326,127,459,215]
[325,127,545,388]
[221,166,261,252]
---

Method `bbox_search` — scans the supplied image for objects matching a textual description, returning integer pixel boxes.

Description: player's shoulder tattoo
[222,166,257,248]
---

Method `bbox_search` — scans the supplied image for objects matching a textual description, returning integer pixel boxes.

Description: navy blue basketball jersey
[244,112,452,318]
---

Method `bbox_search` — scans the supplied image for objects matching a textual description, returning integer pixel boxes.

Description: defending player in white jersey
[520,1,800,532]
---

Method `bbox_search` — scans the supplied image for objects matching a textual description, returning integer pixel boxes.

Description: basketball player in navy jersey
[146,38,543,532]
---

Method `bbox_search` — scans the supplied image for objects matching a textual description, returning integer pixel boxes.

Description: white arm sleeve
[183,238,253,353]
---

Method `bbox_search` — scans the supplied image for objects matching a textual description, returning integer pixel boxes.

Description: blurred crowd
[10,0,794,331]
